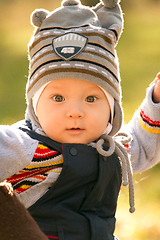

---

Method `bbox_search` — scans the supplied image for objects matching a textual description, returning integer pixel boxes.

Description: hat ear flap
[31,9,50,28]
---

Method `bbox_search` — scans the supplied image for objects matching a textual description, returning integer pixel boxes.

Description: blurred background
[0,0,160,239]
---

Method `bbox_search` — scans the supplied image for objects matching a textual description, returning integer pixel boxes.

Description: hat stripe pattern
[88,42,114,56]
[30,30,113,52]
[28,67,120,102]
[28,59,120,96]
[29,30,114,59]
[40,24,89,32]
[29,58,119,84]
[30,48,117,71]
[29,26,115,58]
[30,42,117,76]
[28,26,120,99]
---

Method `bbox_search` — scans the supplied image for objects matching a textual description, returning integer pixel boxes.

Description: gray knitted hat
[26,0,123,136]
[25,0,135,213]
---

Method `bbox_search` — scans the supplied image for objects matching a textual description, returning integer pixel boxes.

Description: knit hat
[26,0,124,137]
[25,0,135,213]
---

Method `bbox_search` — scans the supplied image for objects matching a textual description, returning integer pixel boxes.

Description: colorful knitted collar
[7,143,63,194]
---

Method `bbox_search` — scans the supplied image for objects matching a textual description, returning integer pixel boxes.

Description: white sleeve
[125,85,160,173]
[0,123,38,181]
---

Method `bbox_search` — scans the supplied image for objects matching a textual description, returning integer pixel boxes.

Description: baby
[0,0,160,240]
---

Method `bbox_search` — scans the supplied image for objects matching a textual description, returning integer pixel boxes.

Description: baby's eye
[53,95,65,102]
[85,96,97,103]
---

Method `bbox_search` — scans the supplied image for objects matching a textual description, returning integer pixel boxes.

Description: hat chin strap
[98,86,114,124]
[104,122,112,135]
[32,82,51,116]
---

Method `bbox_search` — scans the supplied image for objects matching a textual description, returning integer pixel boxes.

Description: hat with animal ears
[26,0,124,137]
[25,0,135,213]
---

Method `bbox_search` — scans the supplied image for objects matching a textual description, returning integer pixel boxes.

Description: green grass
[0,1,160,239]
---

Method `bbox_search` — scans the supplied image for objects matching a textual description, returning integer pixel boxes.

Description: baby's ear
[101,0,120,8]
[31,9,50,28]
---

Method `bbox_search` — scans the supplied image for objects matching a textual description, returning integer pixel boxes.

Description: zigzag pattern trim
[7,144,63,193]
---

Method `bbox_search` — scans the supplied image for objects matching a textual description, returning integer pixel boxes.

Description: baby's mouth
[66,128,85,133]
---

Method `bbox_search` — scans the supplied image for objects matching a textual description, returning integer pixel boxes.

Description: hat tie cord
[96,132,135,213]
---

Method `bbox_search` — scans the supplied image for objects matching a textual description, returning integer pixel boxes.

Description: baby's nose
[66,103,84,118]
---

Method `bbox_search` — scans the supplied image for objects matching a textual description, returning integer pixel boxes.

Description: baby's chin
[52,139,91,145]
[47,131,103,145]
[50,137,98,145]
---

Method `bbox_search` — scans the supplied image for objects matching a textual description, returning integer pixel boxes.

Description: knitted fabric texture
[140,109,160,133]
[25,0,135,212]
[7,144,63,193]
[26,0,123,137]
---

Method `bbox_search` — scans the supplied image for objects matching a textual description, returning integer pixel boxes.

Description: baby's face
[36,79,110,144]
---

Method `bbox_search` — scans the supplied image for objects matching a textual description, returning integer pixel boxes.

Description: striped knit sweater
[126,84,160,173]
[140,109,160,134]
[7,144,63,208]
